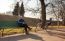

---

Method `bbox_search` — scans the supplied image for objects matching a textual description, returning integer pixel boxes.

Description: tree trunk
[39,0,46,29]
[62,17,65,25]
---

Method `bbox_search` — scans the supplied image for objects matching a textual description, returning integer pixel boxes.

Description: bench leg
[1,28,4,37]
[35,26,37,32]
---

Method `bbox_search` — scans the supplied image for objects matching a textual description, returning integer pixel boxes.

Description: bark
[39,0,46,29]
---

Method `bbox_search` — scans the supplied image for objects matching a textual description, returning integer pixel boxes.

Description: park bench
[0,21,18,28]
[0,21,20,37]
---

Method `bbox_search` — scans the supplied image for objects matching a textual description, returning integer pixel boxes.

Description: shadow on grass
[49,28,65,32]
[46,30,65,39]
[0,33,44,41]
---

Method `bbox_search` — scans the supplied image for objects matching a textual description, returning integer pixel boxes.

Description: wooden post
[1,28,4,37]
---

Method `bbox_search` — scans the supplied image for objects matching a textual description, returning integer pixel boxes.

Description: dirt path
[0,29,65,41]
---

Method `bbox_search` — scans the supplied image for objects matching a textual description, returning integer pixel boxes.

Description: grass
[0,26,65,37]
[48,26,65,29]
[0,27,36,36]
[0,28,24,36]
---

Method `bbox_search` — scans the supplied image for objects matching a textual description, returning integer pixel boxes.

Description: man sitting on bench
[17,16,31,34]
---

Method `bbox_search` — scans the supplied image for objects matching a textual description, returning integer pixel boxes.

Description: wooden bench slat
[0,21,18,28]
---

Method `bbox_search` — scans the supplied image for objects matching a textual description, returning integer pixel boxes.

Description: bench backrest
[0,21,18,28]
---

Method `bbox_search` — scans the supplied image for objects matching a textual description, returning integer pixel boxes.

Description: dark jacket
[17,19,26,27]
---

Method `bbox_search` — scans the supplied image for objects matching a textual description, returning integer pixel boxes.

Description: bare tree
[47,0,65,26]
[58,0,65,25]
[52,0,65,25]
[39,0,46,29]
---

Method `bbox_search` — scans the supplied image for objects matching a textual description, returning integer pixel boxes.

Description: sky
[0,0,16,13]
[0,0,41,18]
[0,0,38,12]
[0,0,39,13]
[0,0,55,20]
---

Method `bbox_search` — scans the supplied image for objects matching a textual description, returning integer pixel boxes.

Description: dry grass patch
[0,28,24,36]
[48,26,65,29]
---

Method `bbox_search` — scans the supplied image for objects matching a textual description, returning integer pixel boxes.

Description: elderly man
[17,16,31,34]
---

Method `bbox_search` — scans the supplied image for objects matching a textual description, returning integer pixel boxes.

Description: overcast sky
[0,0,54,20]
[0,0,16,13]
[0,0,39,13]
[0,0,41,18]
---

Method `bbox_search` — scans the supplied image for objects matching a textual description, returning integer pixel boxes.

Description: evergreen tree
[20,2,25,17]
[13,2,19,16]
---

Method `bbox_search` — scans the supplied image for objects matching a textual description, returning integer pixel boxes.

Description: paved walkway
[0,29,65,41]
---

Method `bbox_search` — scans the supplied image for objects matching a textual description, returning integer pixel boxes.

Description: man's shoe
[29,28,32,31]
[26,33,29,35]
